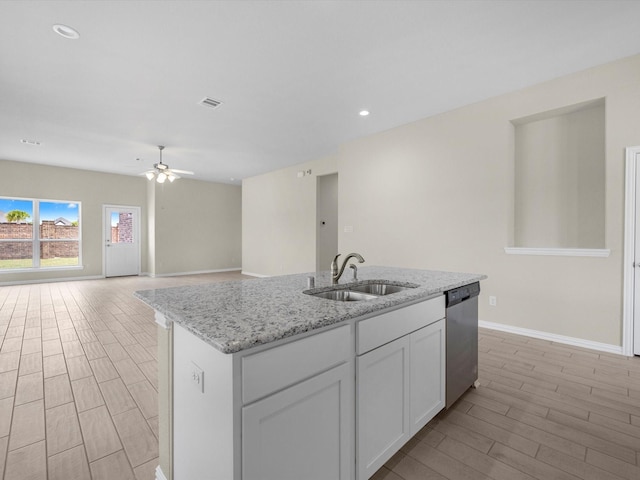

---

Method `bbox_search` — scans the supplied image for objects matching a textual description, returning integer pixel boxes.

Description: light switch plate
[190,361,204,393]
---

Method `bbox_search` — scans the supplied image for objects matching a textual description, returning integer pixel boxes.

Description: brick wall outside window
[0,221,79,259]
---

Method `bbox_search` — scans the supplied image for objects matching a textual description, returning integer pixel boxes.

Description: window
[0,197,81,270]
[511,99,605,250]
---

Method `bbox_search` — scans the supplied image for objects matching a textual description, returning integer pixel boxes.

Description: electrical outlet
[489,296,497,307]
[190,362,204,393]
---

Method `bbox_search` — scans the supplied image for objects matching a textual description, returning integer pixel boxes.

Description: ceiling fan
[142,145,194,183]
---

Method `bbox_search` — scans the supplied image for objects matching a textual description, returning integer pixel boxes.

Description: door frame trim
[622,146,640,356]
[102,204,142,277]
[316,172,339,273]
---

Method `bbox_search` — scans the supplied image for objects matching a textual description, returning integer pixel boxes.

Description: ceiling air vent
[199,97,223,110]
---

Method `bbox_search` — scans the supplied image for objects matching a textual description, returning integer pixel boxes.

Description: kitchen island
[135,266,486,480]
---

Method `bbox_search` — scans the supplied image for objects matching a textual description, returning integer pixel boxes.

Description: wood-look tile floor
[376,327,640,480]
[1,274,639,480]
[0,271,248,480]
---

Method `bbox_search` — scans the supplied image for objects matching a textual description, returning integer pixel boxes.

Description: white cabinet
[356,335,411,480]
[242,362,353,480]
[410,319,445,435]
[173,323,353,480]
[356,313,445,480]
[241,324,353,480]
[171,295,446,480]
[242,325,351,404]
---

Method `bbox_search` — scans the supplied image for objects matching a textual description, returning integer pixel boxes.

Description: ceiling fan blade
[170,169,194,175]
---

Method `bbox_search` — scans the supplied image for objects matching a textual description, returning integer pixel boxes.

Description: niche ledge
[504,247,610,257]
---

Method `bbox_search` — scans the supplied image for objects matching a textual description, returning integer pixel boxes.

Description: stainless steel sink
[304,281,417,302]
[350,283,410,295]
[310,290,377,301]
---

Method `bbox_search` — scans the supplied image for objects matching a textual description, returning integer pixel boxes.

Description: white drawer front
[242,324,351,404]
[357,295,445,355]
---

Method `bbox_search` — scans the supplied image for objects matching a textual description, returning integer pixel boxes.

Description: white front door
[104,205,140,277]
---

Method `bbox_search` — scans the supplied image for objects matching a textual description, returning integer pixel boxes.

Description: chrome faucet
[331,253,365,284]
[349,264,358,282]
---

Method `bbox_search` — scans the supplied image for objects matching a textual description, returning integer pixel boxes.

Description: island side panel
[156,313,173,480]
[173,322,236,480]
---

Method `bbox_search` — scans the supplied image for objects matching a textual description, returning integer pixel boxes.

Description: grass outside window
[0,257,79,269]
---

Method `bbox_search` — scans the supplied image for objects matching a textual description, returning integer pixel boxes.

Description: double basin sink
[304,281,417,302]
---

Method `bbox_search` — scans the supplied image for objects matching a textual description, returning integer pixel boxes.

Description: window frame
[0,196,83,273]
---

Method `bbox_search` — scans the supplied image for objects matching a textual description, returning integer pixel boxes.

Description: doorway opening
[316,173,338,273]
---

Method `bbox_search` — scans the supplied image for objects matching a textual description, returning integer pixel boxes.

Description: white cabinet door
[356,335,411,480]
[410,318,445,435]
[242,362,353,480]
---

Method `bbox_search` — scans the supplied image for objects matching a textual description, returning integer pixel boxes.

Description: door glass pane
[111,211,134,244]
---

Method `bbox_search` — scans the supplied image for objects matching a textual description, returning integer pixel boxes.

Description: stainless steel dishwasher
[445,282,480,408]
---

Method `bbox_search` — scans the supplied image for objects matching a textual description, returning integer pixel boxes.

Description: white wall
[151,178,242,276]
[514,101,605,248]
[242,54,640,347]
[0,160,148,282]
[0,159,242,282]
[242,155,338,276]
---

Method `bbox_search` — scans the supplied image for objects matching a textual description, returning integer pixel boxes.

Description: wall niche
[512,98,605,249]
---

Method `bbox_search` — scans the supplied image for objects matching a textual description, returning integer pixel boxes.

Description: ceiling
[1,1,640,185]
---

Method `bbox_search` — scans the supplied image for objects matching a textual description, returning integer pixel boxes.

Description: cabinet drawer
[242,324,351,404]
[357,295,445,355]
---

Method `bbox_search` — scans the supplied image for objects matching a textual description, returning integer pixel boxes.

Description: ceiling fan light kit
[142,145,194,183]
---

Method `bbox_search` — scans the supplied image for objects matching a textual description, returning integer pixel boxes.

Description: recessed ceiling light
[359,110,370,116]
[20,139,41,146]
[53,24,80,39]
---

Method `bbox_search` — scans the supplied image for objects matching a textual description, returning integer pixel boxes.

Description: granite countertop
[134,266,486,354]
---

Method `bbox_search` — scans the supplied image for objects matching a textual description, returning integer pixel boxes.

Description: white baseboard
[0,274,104,286]
[241,271,271,278]
[479,320,624,356]
[155,465,168,480]
[151,267,241,278]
